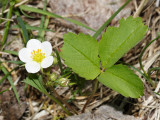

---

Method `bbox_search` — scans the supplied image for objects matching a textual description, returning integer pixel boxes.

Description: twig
[82,79,98,113]
[156,0,160,7]
[0,17,13,21]
[0,0,29,15]
[134,0,149,17]
[0,51,10,55]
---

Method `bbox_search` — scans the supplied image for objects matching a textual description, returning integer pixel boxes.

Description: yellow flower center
[31,49,45,63]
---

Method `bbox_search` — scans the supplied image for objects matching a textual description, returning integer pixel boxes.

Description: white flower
[19,39,54,73]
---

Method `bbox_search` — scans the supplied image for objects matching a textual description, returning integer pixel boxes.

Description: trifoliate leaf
[60,32,101,80]
[98,64,144,98]
[99,16,147,69]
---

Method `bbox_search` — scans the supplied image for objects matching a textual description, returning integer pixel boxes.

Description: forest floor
[0,0,160,120]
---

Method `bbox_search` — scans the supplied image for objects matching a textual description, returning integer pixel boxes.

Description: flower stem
[45,72,78,115]
[42,73,72,116]
[44,73,77,115]
[82,79,98,113]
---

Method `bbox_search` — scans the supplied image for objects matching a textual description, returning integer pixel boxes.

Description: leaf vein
[65,41,99,68]
[104,25,142,67]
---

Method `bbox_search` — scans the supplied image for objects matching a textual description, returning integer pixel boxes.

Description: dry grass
[0,0,160,120]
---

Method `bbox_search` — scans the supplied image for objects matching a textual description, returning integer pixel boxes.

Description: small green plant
[17,16,147,116]
[1,0,151,117]
[60,16,147,98]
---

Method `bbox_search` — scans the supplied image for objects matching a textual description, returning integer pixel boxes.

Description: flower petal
[41,56,54,68]
[25,61,40,73]
[27,39,41,50]
[41,41,52,57]
[19,48,32,63]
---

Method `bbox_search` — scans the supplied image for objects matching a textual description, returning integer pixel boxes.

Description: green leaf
[0,0,8,23]
[60,32,101,80]
[99,16,147,69]
[17,16,29,44]
[55,48,64,74]
[23,75,47,94]
[12,24,55,33]
[19,5,96,32]
[3,50,18,56]
[1,66,20,103]
[38,0,47,41]
[7,60,24,65]
[98,64,144,98]
[0,89,9,94]
[0,66,19,85]
[1,1,15,48]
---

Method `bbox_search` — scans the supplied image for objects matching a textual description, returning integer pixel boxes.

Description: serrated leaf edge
[101,18,147,68]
